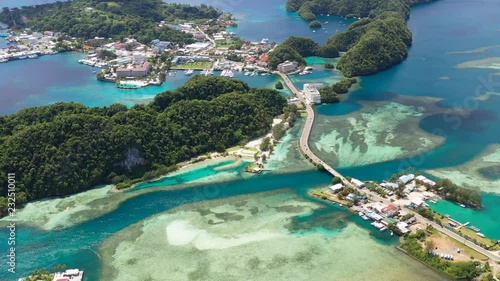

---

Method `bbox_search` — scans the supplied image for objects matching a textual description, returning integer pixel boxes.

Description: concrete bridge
[276,72,348,185]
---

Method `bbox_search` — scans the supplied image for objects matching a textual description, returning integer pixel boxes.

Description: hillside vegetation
[0,76,287,216]
[286,0,434,76]
[0,0,222,44]
[267,36,339,70]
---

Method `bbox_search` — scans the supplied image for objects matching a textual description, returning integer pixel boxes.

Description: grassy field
[426,231,489,261]
[310,190,350,205]
[171,61,212,70]
[440,218,500,250]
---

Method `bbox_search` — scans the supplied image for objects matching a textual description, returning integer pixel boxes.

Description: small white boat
[184,69,194,76]
[250,72,255,76]
[459,204,466,208]
[244,71,250,76]
[0,58,7,63]
[92,70,97,74]
[28,54,38,59]
[18,55,27,59]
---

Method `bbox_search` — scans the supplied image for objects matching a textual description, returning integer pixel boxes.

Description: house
[303,83,322,104]
[257,54,268,67]
[346,193,356,202]
[277,60,298,73]
[410,197,424,208]
[380,182,399,190]
[350,178,365,188]
[329,183,344,193]
[52,269,83,281]
[116,62,151,78]
[366,211,383,221]
[372,203,385,214]
[152,41,170,53]
[396,222,410,234]
[399,174,415,185]
[381,205,399,217]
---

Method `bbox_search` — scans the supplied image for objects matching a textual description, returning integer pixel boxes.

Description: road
[276,71,500,270]
[276,72,348,185]
[366,189,500,263]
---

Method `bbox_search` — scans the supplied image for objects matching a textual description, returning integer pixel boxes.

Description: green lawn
[171,61,212,70]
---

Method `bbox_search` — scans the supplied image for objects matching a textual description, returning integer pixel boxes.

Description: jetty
[276,72,349,185]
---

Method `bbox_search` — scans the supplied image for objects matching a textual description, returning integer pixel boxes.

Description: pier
[276,72,349,185]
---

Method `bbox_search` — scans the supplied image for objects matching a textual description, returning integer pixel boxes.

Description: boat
[312,30,316,33]
[459,203,466,208]
[327,14,330,16]
[200,69,208,75]
[250,71,255,76]
[324,21,329,24]
[380,227,387,232]
[244,71,250,76]
[92,70,97,74]
[184,69,194,76]
[28,54,38,59]
[390,231,394,236]
[0,58,7,63]
[476,233,485,238]
[18,55,27,59]
[429,199,437,204]
[339,204,343,207]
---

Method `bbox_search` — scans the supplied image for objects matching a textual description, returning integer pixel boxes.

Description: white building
[133,52,146,64]
[303,83,322,104]
[329,183,344,193]
[350,178,365,188]
[277,60,298,73]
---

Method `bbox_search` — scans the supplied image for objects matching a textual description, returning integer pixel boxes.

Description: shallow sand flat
[427,144,500,194]
[265,120,312,172]
[2,159,251,230]
[312,96,445,167]
[455,57,500,69]
[447,45,500,55]
[100,192,449,281]
[0,185,125,230]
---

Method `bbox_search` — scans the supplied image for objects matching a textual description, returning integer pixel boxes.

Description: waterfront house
[329,183,344,193]
[396,222,410,234]
[399,174,415,185]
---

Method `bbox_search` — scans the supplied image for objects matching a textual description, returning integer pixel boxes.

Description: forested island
[286,0,435,77]
[0,76,287,216]
[0,0,223,44]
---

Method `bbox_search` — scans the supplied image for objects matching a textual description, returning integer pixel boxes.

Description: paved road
[276,72,348,185]
[366,190,500,263]
[276,71,500,268]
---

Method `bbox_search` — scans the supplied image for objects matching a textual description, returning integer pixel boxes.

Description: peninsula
[0,76,287,215]
[286,0,436,77]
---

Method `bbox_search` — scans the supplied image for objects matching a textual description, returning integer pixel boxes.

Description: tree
[260,137,271,151]
[275,81,284,90]
[319,86,339,103]
[324,63,334,69]
[309,20,321,28]
[424,240,435,253]
[332,176,341,184]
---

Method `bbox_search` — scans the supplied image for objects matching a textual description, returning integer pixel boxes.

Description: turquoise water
[0,54,288,114]
[131,159,244,191]
[0,0,499,280]
[428,194,500,240]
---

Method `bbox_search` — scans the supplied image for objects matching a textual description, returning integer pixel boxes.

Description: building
[396,222,410,234]
[53,269,84,281]
[416,175,436,186]
[185,42,211,52]
[350,178,365,188]
[152,41,170,53]
[303,83,322,104]
[277,60,298,73]
[399,174,415,185]
[381,205,399,217]
[410,197,424,208]
[329,183,344,193]
[133,52,146,64]
[380,182,399,190]
[116,62,151,78]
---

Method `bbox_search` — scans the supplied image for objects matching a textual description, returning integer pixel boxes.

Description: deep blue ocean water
[0,0,499,280]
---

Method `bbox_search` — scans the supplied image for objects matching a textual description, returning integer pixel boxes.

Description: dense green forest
[0,0,222,44]
[286,0,434,77]
[0,76,287,216]
[267,36,339,70]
